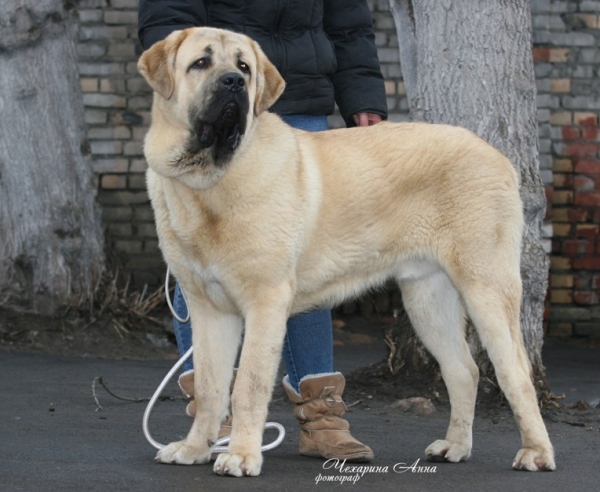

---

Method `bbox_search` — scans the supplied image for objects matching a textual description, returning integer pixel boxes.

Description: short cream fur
[138,27,555,477]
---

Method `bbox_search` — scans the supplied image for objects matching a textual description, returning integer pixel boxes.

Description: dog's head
[138,27,285,188]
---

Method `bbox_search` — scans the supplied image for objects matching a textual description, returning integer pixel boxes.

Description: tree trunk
[0,1,104,314]
[388,0,548,379]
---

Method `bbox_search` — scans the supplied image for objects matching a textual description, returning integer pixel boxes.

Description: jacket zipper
[274,0,288,75]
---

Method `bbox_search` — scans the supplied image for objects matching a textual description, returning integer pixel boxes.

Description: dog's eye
[192,57,210,70]
[238,61,250,74]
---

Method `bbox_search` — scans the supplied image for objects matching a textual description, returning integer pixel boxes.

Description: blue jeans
[172,114,334,392]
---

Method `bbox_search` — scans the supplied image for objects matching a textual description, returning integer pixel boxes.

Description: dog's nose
[220,72,245,92]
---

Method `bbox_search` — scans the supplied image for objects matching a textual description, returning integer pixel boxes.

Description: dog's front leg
[213,287,292,477]
[157,297,243,465]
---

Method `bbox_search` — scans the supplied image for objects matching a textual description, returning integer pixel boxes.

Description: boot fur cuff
[282,372,344,401]
[178,368,195,398]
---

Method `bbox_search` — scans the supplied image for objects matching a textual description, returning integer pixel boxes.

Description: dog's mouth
[196,103,240,146]
[188,99,246,165]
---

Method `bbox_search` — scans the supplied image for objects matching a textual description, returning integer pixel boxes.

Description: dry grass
[65,265,167,336]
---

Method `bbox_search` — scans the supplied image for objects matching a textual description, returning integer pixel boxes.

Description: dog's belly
[292,253,440,315]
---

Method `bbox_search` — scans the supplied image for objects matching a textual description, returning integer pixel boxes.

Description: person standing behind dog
[138,0,388,463]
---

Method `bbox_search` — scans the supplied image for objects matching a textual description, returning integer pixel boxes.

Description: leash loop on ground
[143,284,286,454]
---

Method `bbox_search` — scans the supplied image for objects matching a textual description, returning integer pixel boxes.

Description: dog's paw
[512,447,556,471]
[425,439,471,463]
[213,451,263,477]
[156,440,211,465]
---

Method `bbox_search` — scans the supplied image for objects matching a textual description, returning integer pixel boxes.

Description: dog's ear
[138,30,190,100]
[251,40,286,115]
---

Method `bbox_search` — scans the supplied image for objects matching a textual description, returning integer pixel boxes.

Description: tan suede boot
[178,369,235,439]
[282,372,374,462]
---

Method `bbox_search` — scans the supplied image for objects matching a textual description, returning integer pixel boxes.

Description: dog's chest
[178,257,236,312]
[196,263,230,303]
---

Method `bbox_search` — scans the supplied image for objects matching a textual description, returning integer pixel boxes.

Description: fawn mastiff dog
[138,27,555,477]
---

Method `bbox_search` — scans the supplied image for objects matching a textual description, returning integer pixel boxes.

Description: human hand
[352,113,383,127]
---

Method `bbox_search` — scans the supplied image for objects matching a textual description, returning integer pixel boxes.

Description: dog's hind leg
[399,270,478,463]
[156,298,243,466]
[460,278,555,471]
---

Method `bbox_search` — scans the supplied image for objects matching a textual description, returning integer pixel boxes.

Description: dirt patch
[342,359,600,433]
[0,306,178,361]
[2,306,598,429]
[333,316,600,429]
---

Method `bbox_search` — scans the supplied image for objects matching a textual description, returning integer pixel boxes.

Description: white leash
[164,266,189,324]
[142,269,286,453]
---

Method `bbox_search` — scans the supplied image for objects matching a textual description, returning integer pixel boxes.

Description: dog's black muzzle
[187,73,249,165]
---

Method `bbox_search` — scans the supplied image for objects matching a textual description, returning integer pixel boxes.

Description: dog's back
[291,121,523,314]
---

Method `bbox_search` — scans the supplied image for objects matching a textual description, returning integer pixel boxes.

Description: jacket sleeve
[138,0,207,50]
[324,0,388,126]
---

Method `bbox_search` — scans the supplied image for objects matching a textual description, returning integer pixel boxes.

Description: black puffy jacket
[138,0,387,126]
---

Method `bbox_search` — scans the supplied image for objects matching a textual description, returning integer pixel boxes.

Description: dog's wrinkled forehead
[176,29,256,72]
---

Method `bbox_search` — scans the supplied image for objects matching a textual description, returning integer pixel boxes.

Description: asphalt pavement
[1,334,599,492]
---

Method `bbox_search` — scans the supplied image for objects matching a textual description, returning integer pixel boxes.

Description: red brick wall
[547,111,600,337]
[532,3,600,338]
